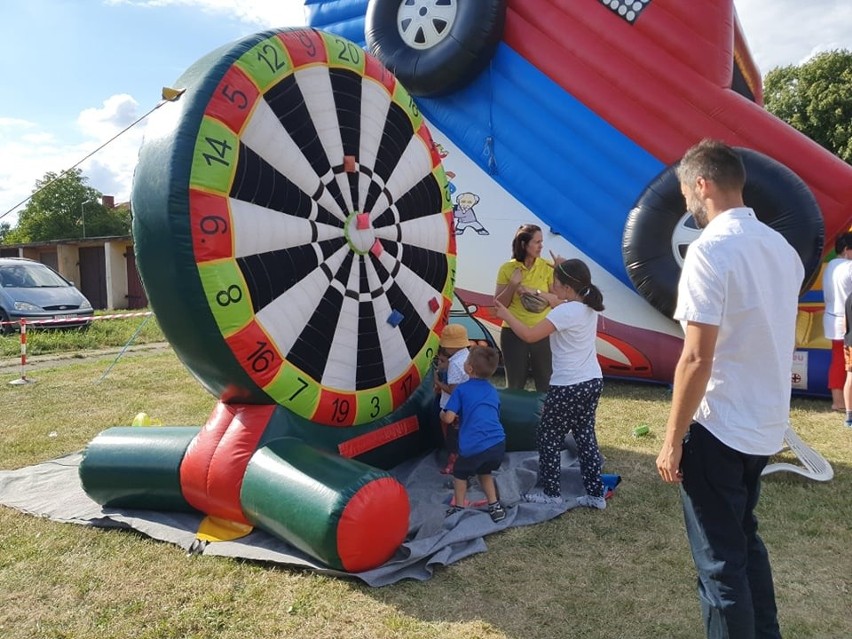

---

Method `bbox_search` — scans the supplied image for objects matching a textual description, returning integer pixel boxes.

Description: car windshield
[0,263,69,288]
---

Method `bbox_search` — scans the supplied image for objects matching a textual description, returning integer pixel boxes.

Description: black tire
[365,0,506,97]
[0,309,14,335]
[622,148,824,318]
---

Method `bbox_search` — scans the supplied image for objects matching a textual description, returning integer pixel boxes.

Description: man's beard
[691,204,709,229]
[686,188,709,229]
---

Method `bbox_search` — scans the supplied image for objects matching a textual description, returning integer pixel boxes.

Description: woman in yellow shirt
[494,224,555,392]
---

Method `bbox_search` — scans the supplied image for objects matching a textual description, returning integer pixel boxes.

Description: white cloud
[736,0,852,73]
[79,94,141,136]
[0,117,36,129]
[105,0,307,28]
[0,123,71,223]
[0,0,308,226]
[76,94,147,207]
[0,95,146,225]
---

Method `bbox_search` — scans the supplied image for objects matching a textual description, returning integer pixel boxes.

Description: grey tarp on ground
[0,445,589,587]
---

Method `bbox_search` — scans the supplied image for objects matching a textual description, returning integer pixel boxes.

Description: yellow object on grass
[131,412,162,427]
[196,515,254,542]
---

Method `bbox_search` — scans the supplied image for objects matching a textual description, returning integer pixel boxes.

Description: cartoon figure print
[434,142,490,236]
[453,191,490,236]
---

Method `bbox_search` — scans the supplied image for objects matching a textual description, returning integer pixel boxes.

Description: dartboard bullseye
[132,28,455,426]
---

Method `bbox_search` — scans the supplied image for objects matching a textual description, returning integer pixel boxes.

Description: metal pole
[96,314,152,384]
[81,198,98,238]
[80,201,87,238]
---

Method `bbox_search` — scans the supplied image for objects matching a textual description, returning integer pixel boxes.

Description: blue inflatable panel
[306,1,663,286]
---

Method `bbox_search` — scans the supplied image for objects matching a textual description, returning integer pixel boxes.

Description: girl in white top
[495,258,606,509]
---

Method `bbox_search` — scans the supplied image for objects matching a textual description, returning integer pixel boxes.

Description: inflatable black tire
[622,148,824,318]
[365,0,506,97]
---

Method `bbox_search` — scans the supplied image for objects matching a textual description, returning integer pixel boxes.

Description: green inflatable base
[79,426,200,511]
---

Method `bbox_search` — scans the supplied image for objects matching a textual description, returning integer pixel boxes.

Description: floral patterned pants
[537,378,604,498]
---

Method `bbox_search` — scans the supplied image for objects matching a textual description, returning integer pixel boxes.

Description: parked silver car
[0,258,94,334]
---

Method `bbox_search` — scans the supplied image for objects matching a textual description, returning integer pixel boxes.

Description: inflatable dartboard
[132,27,455,427]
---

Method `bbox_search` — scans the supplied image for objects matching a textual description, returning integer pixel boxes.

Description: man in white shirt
[821,232,852,410]
[657,140,804,639]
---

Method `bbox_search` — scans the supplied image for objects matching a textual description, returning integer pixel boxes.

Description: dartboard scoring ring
[132,27,455,427]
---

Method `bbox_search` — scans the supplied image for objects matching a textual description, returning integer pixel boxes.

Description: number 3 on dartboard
[370,396,381,418]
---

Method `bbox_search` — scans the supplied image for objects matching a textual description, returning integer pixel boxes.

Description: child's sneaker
[576,495,607,510]
[445,505,463,517]
[522,490,563,505]
[487,501,506,522]
[440,452,458,475]
[845,419,852,429]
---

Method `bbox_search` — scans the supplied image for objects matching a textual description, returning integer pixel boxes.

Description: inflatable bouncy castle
[306,0,852,394]
[79,1,852,572]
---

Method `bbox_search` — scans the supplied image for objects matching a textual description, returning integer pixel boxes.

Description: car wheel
[365,0,507,96]
[622,147,824,318]
[0,309,15,335]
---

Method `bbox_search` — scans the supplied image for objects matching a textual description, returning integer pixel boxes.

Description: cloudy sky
[1,0,850,228]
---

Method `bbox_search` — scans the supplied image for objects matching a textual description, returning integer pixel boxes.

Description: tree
[764,50,852,164]
[2,169,131,244]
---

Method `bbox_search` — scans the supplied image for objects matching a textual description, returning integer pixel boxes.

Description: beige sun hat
[439,324,470,348]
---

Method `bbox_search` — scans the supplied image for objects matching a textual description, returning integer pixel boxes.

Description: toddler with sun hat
[433,324,471,474]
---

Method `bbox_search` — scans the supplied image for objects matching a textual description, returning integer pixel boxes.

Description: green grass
[0,309,164,358]
[0,350,850,639]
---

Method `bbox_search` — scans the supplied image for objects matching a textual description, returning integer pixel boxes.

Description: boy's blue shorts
[452,441,506,480]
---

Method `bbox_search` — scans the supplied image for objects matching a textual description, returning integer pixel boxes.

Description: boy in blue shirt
[441,346,507,522]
